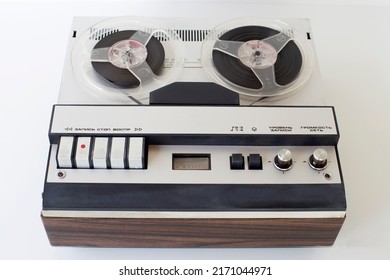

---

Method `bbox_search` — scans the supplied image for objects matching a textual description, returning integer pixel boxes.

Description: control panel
[44,105,343,182]
[47,141,341,185]
[43,105,345,219]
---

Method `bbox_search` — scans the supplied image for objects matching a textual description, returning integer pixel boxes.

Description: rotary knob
[309,148,328,170]
[274,149,293,171]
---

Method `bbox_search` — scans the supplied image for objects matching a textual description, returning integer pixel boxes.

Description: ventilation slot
[152,30,170,42]
[174,30,210,42]
[88,28,212,42]
[89,28,119,40]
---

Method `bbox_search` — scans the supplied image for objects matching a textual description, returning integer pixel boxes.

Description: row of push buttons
[230,153,263,170]
[56,136,146,169]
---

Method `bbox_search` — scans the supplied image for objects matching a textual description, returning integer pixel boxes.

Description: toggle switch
[248,154,262,170]
[230,153,245,170]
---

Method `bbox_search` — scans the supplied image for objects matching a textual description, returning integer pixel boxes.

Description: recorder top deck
[61,16,321,106]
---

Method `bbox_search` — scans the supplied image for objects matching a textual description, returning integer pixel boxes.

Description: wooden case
[42,216,345,247]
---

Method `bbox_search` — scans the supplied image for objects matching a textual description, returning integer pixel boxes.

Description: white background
[0,0,390,260]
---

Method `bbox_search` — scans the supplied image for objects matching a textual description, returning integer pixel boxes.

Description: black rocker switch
[248,154,262,170]
[230,153,245,170]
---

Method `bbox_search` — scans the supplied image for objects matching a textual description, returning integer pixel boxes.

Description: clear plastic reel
[72,17,184,104]
[201,18,314,101]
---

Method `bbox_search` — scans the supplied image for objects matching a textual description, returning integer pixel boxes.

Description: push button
[248,154,262,170]
[110,137,126,169]
[127,137,145,169]
[230,153,244,170]
[92,137,109,169]
[75,137,91,168]
[57,136,74,168]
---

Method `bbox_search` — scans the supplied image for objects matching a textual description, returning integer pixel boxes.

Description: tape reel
[201,18,314,101]
[72,17,184,104]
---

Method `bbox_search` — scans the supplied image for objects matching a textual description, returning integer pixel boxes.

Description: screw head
[57,171,66,179]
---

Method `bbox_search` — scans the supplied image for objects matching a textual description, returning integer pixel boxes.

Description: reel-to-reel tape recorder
[41,16,346,247]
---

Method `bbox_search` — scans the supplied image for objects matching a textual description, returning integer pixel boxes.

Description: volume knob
[274,149,293,171]
[309,148,328,170]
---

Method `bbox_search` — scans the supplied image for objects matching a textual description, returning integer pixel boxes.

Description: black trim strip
[50,133,339,147]
[43,182,346,212]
